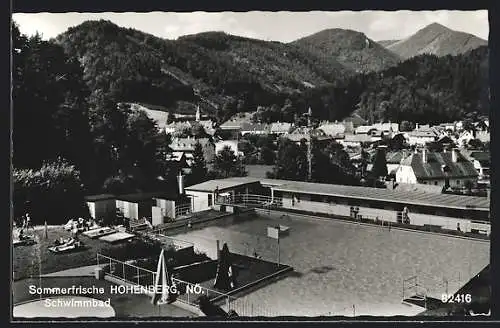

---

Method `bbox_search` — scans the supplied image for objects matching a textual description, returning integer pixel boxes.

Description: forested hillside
[54,20,353,122]
[51,20,488,125]
[386,22,488,59]
[355,46,489,124]
[292,28,402,72]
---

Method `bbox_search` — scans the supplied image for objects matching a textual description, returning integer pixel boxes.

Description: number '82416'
[441,293,472,303]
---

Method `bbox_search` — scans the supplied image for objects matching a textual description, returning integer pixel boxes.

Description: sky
[12,10,488,43]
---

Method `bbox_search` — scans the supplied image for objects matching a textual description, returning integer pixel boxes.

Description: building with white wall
[395,148,478,187]
[85,194,116,221]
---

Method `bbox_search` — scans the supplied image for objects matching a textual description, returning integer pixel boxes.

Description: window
[208,194,213,206]
[456,180,461,185]
[434,181,438,185]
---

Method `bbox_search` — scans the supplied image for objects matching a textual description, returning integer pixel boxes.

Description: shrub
[13,158,89,224]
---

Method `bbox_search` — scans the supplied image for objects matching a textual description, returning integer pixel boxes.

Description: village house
[170,137,215,163]
[317,122,346,139]
[464,151,490,182]
[476,130,490,143]
[456,130,475,148]
[165,151,191,174]
[407,124,440,146]
[284,127,331,145]
[164,121,192,135]
[338,134,374,148]
[395,148,478,188]
[342,113,368,129]
[270,122,294,135]
[354,125,373,135]
[372,122,399,136]
[219,112,256,132]
[385,151,407,176]
[240,122,270,136]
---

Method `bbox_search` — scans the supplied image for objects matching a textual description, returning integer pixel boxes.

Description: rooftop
[116,191,179,202]
[84,194,116,202]
[185,177,262,192]
[271,180,489,210]
[401,151,478,179]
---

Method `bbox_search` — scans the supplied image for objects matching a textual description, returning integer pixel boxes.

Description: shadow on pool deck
[180,252,292,305]
[12,276,196,319]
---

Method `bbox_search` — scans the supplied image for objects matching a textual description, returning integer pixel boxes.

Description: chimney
[452,148,458,163]
[422,148,427,163]
[177,173,185,195]
[416,123,419,130]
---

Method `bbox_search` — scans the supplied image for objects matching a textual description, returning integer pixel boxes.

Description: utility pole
[307,107,313,182]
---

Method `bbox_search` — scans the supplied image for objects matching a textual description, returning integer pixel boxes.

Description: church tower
[196,105,201,122]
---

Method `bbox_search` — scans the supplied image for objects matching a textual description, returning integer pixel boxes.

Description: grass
[13,226,163,281]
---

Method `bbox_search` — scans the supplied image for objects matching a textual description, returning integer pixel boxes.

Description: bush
[13,158,89,225]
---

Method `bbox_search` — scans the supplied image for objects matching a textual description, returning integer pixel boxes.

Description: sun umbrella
[214,243,236,290]
[151,248,175,305]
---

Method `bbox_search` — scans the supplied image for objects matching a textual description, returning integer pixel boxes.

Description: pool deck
[13,272,197,319]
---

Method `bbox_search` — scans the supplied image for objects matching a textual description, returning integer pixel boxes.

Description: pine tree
[190,141,208,185]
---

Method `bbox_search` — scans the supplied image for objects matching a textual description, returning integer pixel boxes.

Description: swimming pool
[170,211,490,316]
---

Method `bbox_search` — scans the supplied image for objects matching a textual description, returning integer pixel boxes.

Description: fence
[141,231,195,251]
[96,253,157,288]
[175,203,192,219]
[95,253,274,317]
[215,194,279,209]
[403,270,471,303]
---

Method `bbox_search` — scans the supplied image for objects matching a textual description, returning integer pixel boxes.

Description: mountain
[54,20,352,119]
[291,29,402,73]
[386,22,488,59]
[377,40,400,47]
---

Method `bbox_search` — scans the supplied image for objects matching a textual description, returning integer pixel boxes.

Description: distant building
[385,151,407,176]
[165,152,191,174]
[395,148,478,187]
[476,130,490,143]
[165,121,192,135]
[457,130,475,148]
[464,151,490,182]
[285,128,330,145]
[354,125,373,135]
[372,122,399,136]
[338,134,374,148]
[342,113,368,128]
[318,122,346,138]
[439,122,456,132]
[270,122,293,135]
[220,112,256,131]
[240,123,270,136]
[170,137,215,163]
[408,124,440,146]
[215,140,244,157]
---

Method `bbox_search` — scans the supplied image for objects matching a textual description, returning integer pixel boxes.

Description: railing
[96,253,156,288]
[175,203,192,218]
[215,194,280,209]
[141,231,195,251]
[96,253,278,317]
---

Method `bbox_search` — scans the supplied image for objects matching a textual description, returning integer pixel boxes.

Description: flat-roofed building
[188,177,491,236]
[85,194,116,221]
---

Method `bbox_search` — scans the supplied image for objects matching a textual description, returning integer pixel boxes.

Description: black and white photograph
[11,8,491,320]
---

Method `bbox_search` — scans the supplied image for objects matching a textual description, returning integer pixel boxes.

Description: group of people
[16,213,33,240]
